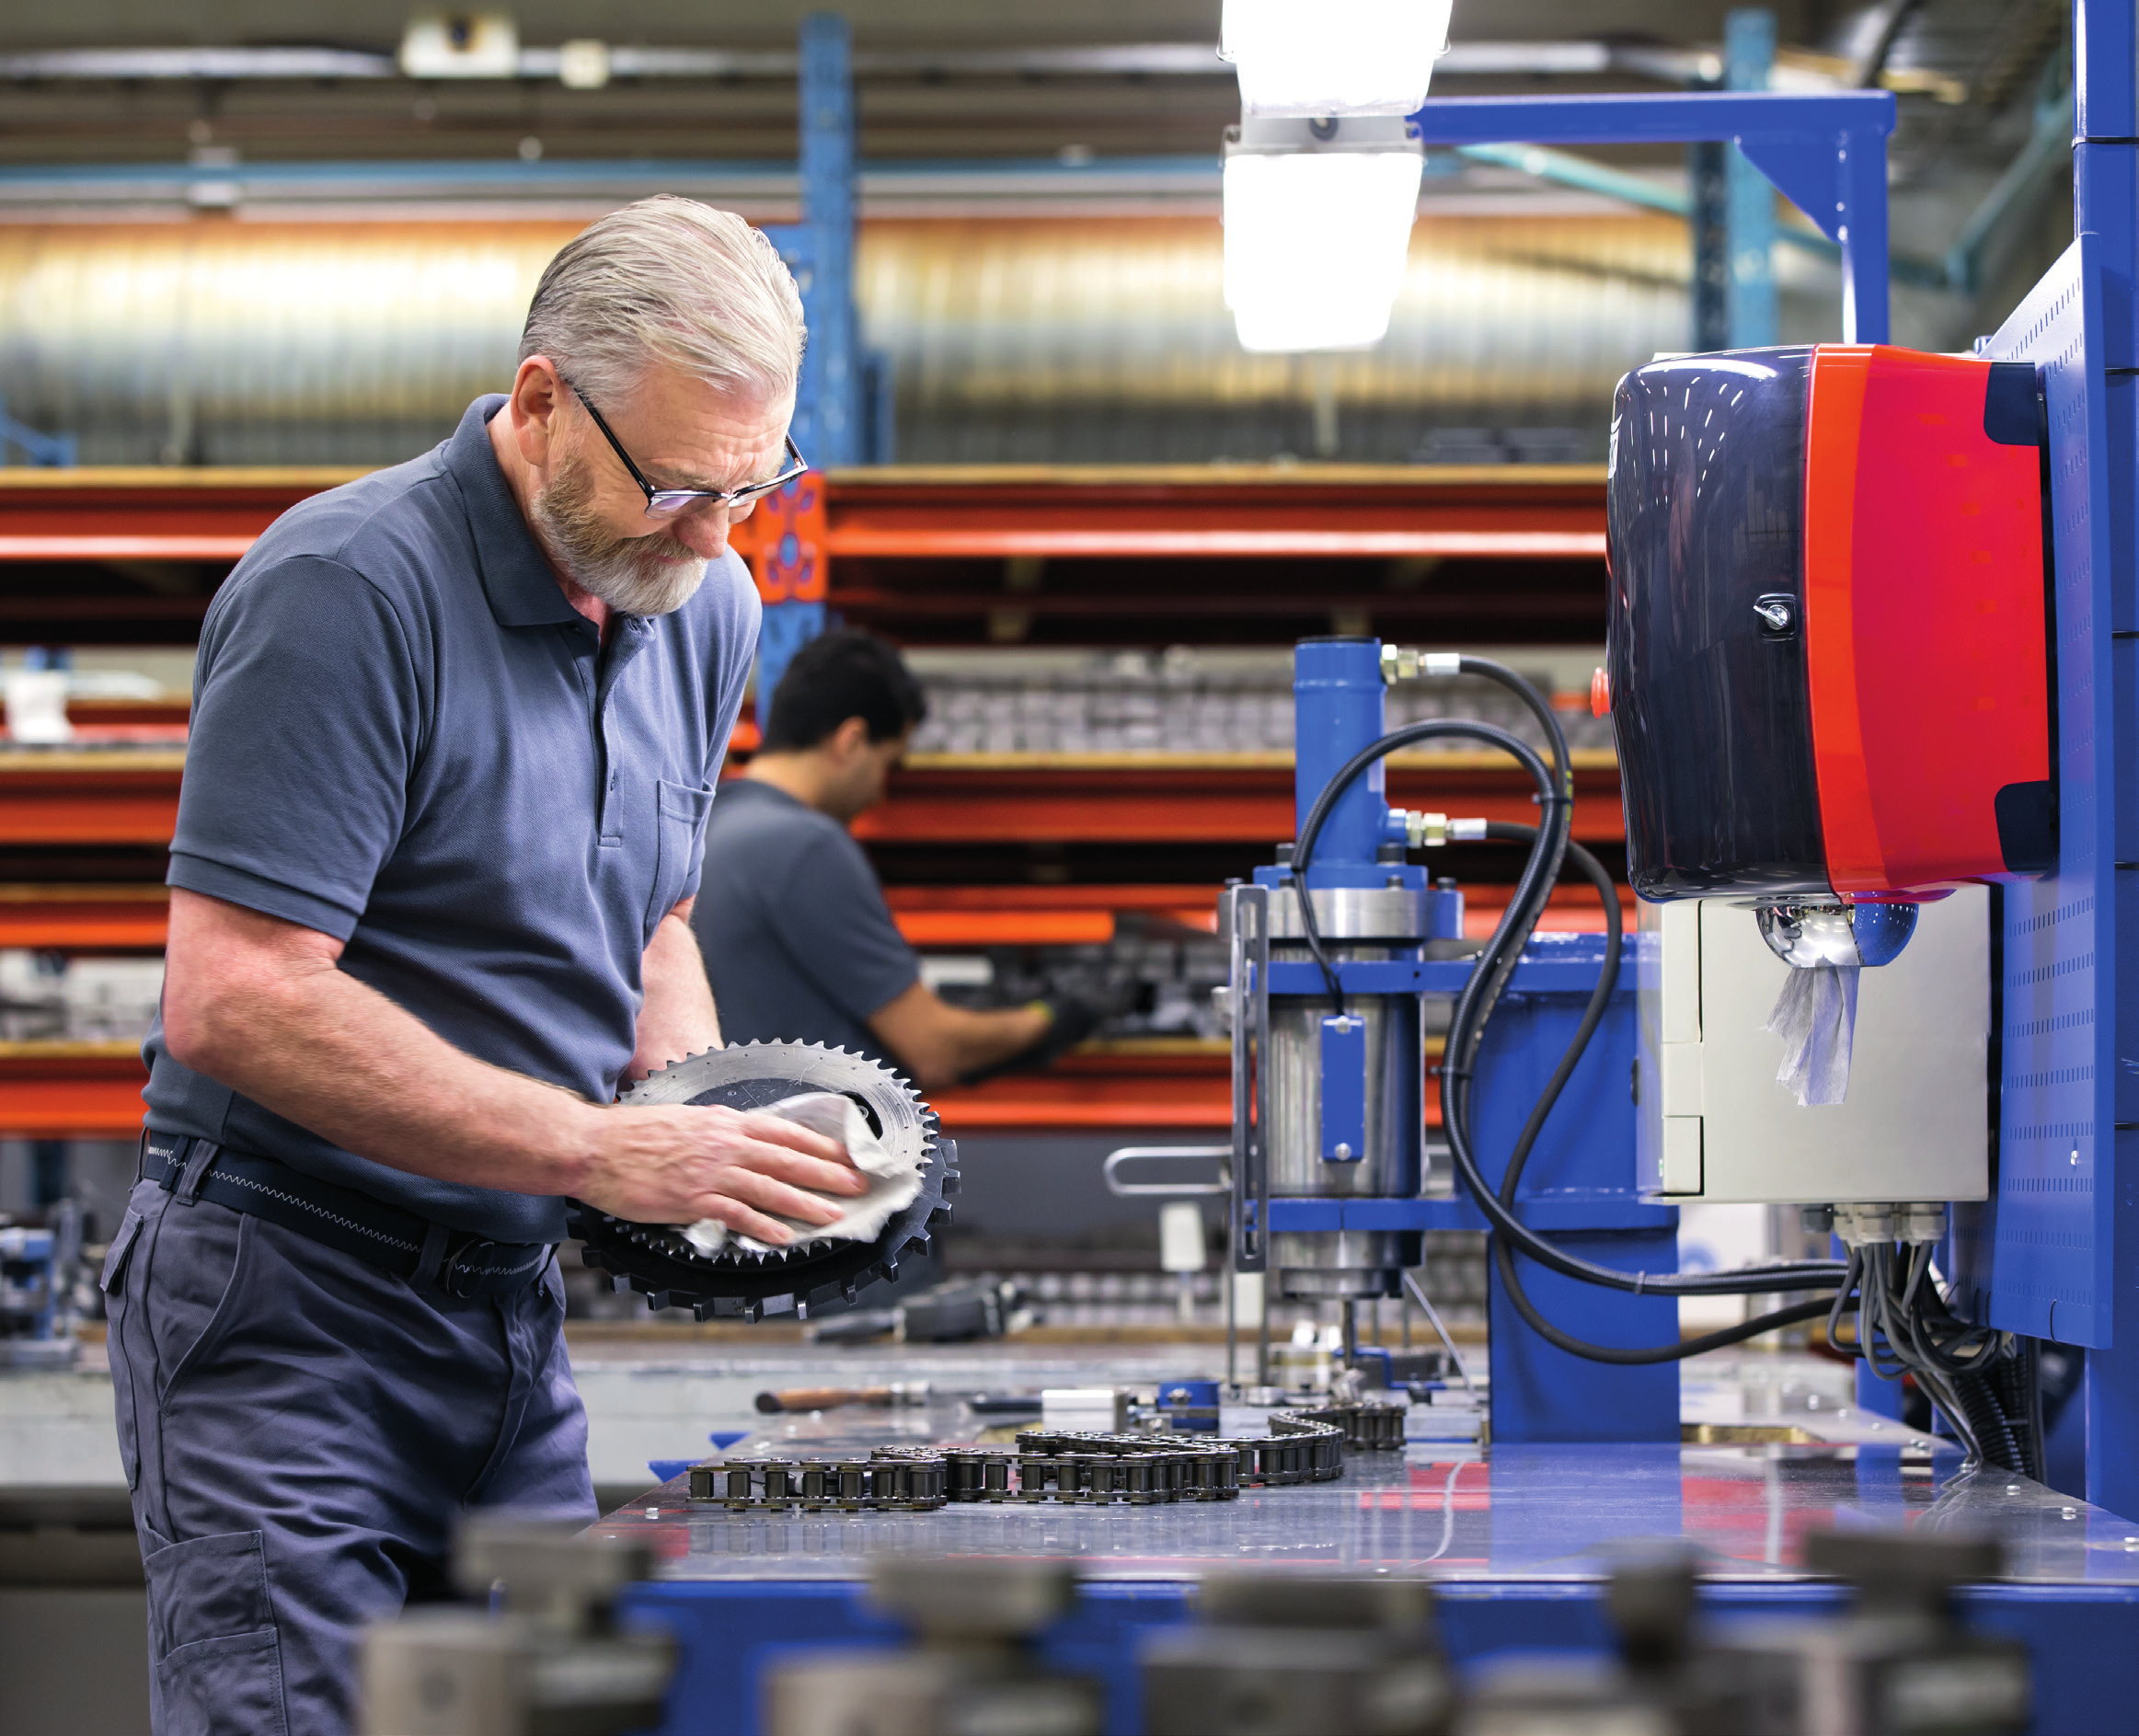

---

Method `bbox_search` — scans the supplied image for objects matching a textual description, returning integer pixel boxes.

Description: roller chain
[679,1403,1405,1514]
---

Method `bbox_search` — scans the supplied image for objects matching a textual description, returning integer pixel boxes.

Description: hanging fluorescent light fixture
[1224,117,1424,352]
[1220,0,1455,118]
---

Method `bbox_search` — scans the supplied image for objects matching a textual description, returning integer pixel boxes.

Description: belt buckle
[443,1238,500,1298]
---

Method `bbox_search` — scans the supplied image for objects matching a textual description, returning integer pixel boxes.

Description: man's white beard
[530,453,709,617]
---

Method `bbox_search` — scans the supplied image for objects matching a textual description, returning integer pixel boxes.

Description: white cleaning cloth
[681,1090,922,1258]
[1765,963,1859,1107]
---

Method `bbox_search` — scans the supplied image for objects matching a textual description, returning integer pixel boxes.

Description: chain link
[683,1402,1406,1514]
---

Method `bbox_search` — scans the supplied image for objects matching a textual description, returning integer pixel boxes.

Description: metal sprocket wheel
[566,1041,958,1322]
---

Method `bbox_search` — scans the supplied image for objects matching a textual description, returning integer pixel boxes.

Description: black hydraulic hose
[1491,1244,1845,1364]
[1475,826,1855,1362]
[1827,1247,1865,1352]
[1489,827,1619,1204]
[1277,659,1846,1374]
[1290,647,1582,1012]
[1424,775,1845,1300]
[1455,653,1575,802]
[1288,717,1562,1017]
[1951,1369,2023,1474]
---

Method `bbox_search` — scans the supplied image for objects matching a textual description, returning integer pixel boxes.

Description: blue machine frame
[1215,79,1894,1449]
[1406,87,1894,342]
[1227,637,1677,1445]
[1946,0,2139,1522]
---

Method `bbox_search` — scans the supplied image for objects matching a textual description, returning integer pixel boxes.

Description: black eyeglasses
[565,378,808,521]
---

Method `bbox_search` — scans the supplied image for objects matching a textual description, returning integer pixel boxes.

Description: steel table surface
[599,1423,2139,1736]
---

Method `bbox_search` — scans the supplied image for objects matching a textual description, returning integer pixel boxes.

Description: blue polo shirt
[691,779,920,1067]
[142,396,759,1242]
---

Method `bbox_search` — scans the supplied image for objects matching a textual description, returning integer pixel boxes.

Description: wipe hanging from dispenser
[1765,963,1859,1107]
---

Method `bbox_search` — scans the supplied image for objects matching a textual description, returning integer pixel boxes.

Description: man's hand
[578,1104,868,1245]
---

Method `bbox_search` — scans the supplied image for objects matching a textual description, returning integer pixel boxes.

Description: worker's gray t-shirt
[691,779,919,1065]
[142,395,759,1243]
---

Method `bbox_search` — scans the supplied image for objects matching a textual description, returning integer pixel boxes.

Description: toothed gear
[566,1041,959,1324]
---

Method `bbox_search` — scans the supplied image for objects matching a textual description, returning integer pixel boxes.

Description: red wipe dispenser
[1604,343,2052,909]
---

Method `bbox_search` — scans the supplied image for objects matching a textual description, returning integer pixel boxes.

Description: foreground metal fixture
[568,1041,957,1322]
[358,1521,675,1736]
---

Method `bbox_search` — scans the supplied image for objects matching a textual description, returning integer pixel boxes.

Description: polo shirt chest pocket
[647,778,716,932]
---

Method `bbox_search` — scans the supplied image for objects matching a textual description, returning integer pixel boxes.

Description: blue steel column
[2074,0,2139,1522]
[799,12,858,468]
[1290,639,1388,881]
[1723,9,1777,348]
[1834,120,1892,343]
[758,12,857,710]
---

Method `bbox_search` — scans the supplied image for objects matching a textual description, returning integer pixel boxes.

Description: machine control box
[1635,889,1989,1204]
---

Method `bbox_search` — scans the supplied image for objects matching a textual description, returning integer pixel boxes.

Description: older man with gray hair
[100,197,863,1733]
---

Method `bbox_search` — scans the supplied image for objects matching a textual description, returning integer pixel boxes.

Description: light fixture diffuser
[1223,126,1424,352]
[1220,0,1455,118]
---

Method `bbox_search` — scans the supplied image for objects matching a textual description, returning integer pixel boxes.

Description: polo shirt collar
[445,396,586,629]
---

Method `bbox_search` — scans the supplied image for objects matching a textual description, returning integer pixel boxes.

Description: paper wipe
[1765,962,1858,1107]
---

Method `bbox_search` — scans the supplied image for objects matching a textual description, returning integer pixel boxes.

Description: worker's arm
[867,981,1052,1094]
[631,895,721,1081]
[159,888,865,1245]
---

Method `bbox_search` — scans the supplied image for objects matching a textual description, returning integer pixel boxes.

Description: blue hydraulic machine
[1225,638,1677,1444]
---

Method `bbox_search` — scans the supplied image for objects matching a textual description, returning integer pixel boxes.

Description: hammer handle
[754,1386,890,1413]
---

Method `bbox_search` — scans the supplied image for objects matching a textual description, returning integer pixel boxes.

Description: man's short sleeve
[168,557,423,941]
[765,826,920,1023]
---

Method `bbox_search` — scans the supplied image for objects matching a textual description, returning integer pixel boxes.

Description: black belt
[139,1132,554,1298]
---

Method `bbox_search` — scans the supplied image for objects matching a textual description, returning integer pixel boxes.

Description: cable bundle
[1286,654,2031,1471]
[1828,1243,2038,1476]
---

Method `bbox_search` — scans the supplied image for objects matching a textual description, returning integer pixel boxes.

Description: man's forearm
[868,982,1051,1091]
[171,940,607,1197]
[948,1003,1053,1078]
[161,890,870,1237]
[631,905,723,1080]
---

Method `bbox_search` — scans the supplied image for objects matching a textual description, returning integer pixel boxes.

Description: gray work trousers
[101,1174,594,1735]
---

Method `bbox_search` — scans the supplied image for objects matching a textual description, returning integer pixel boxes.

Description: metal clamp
[1103,1146,1234,1197]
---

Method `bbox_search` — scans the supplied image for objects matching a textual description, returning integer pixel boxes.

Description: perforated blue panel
[1964,238,2122,1350]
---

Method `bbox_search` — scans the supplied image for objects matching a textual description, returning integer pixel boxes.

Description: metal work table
[604,1439,2139,1587]
[584,1352,2139,1736]
[6,1343,2137,1732]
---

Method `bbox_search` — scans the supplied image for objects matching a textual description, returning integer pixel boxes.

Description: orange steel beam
[0,885,168,948]
[0,1048,148,1138]
[885,883,1214,912]
[0,466,1604,566]
[832,530,1604,559]
[0,753,1623,850]
[0,469,362,561]
[887,883,1219,937]
[892,910,1114,946]
[931,1048,1232,1131]
[857,755,1625,846]
[823,466,1605,560]
[0,754,184,845]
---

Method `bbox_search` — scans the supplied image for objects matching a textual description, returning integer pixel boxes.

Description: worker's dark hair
[761,628,927,752]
